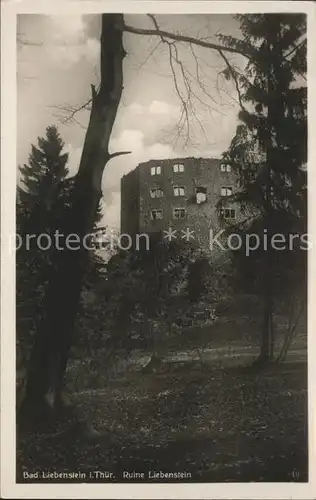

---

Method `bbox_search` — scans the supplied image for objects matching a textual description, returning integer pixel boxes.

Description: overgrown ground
[17,359,308,482]
[17,303,308,483]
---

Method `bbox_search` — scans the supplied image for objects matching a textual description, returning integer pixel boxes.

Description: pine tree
[219,14,307,363]
[18,126,69,233]
[16,127,71,364]
[18,125,106,421]
[17,126,103,387]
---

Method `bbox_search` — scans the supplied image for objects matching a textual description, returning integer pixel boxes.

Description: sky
[17,13,243,229]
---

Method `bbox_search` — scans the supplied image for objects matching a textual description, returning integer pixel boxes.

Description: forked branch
[123,16,254,59]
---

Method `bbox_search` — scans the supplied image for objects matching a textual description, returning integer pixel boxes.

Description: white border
[1,1,316,498]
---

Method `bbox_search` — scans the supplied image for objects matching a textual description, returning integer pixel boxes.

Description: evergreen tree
[18,126,69,234]
[219,14,307,363]
[17,126,70,355]
[16,126,103,381]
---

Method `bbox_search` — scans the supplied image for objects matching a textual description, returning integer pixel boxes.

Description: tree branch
[283,38,306,61]
[51,83,101,124]
[135,39,163,71]
[51,99,92,125]
[108,151,132,160]
[217,49,248,115]
[123,19,252,59]
[147,13,161,32]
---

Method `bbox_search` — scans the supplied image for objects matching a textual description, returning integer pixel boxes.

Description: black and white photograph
[1,0,316,498]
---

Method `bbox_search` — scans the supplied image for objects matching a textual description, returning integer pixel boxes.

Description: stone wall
[120,166,140,236]
[121,156,249,256]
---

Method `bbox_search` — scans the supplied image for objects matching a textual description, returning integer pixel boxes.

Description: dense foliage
[219,14,307,361]
[16,126,103,371]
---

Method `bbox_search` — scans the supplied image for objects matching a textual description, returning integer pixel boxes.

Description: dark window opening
[219,208,236,219]
[150,188,164,198]
[173,208,186,219]
[151,209,163,220]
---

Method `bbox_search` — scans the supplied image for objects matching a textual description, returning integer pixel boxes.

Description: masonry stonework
[121,157,241,253]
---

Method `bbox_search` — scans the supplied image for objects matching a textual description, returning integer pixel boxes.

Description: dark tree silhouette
[220,14,307,363]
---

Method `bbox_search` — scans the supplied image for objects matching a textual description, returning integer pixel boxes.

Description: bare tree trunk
[20,14,127,423]
[258,149,274,364]
[269,308,275,360]
[257,30,275,366]
[259,278,272,364]
[277,298,305,363]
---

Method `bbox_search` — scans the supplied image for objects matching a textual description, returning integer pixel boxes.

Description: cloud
[126,100,180,117]
[149,100,179,116]
[112,99,183,149]
[50,15,86,43]
[53,37,100,65]
[128,102,145,114]
[19,15,100,67]
[48,16,100,65]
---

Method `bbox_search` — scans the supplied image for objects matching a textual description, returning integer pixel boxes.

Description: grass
[17,360,308,483]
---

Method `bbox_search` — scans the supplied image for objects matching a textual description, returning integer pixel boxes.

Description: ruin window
[150,209,163,220]
[221,186,233,197]
[151,165,162,176]
[173,208,186,219]
[195,187,207,204]
[173,163,185,173]
[220,208,236,219]
[220,163,232,173]
[173,186,185,197]
[150,188,164,198]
